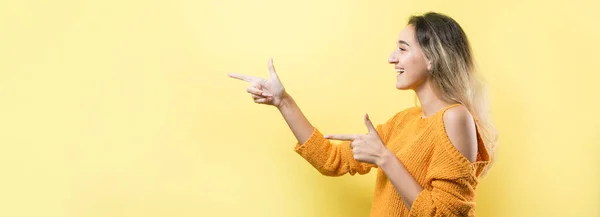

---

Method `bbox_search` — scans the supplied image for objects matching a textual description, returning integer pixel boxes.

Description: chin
[396,83,410,90]
[396,84,410,90]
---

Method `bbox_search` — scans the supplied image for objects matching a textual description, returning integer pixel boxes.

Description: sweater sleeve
[293,121,394,176]
[408,145,482,216]
[408,173,478,216]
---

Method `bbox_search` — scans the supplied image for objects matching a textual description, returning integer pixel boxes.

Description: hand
[228,58,287,107]
[324,114,390,165]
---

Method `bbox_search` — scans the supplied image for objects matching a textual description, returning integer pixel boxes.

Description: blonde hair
[409,12,498,177]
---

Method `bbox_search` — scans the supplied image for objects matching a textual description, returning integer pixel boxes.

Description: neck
[414,80,452,118]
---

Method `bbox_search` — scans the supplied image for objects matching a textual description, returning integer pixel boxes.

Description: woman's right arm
[276,92,377,176]
[276,92,314,145]
[228,59,377,176]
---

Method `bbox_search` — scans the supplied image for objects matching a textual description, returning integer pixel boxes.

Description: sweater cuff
[293,128,325,157]
[408,188,432,217]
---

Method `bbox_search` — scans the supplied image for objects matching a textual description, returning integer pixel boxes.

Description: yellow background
[1,0,598,216]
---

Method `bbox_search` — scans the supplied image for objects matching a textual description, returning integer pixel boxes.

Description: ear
[422,54,432,72]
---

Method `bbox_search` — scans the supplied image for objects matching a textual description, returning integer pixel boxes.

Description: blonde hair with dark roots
[409,12,498,177]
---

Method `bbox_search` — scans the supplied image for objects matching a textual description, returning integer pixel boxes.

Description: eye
[399,47,407,52]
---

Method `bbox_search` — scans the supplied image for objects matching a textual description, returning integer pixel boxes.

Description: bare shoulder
[442,105,477,163]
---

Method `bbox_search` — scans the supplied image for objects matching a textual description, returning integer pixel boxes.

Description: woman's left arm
[378,106,479,215]
[325,107,478,215]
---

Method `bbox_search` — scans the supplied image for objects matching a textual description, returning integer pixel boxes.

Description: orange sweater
[294,104,490,217]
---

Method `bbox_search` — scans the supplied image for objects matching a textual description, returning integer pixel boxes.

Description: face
[388,25,431,90]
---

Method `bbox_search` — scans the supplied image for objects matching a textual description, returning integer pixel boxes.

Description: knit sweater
[294,104,490,217]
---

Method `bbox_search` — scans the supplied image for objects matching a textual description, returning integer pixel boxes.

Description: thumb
[268,58,280,80]
[364,113,377,135]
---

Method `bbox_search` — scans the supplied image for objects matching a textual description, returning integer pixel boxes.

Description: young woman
[228,12,498,217]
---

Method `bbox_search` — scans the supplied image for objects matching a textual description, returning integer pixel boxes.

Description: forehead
[397,24,416,42]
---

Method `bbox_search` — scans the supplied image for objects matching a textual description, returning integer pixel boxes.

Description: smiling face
[388,25,431,90]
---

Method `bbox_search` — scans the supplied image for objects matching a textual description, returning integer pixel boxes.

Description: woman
[228,12,498,217]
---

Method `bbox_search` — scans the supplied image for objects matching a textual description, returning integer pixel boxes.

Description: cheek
[399,53,419,76]
[398,53,411,66]
[399,52,419,68]
[400,52,427,74]
[398,52,429,85]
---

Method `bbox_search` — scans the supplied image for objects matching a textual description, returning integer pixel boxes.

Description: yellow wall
[1,0,598,216]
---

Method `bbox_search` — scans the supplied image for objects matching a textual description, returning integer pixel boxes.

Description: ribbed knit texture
[294,104,490,217]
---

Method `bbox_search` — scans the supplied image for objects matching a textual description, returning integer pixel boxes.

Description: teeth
[395,69,405,73]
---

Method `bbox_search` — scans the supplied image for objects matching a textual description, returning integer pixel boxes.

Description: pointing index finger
[228,73,257,83]
[324,134,359,141]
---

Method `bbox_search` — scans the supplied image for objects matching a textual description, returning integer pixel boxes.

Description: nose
[388,48,399,64]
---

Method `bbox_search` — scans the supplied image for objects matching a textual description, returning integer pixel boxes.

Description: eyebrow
[398,40,410,47]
